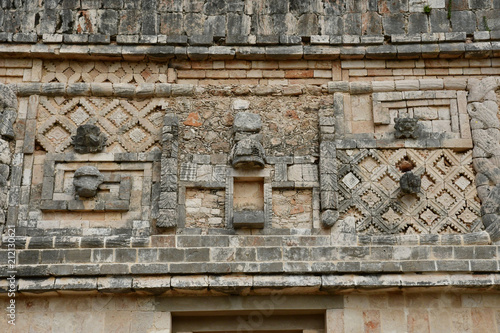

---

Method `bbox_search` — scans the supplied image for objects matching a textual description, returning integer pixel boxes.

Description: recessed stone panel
[272,189,313,229]
[23,152,159,236]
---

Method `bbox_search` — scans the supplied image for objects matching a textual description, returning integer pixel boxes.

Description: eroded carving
[0,84,16,228]
[338,149,480,234]
[230,112,266,169]
[71,124,107,154]
[0,84,18,140]
[467,77,500,240]
[394,117,421,139]
[73,166,104,198]
[400,172,421,194]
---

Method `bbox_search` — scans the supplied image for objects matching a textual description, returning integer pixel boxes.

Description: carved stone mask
[231,138,266,169]
[400,171,421,194]
[394,118,421,139]
[71,124,107,154]
[73,166,104,198]
[230,112,266,169]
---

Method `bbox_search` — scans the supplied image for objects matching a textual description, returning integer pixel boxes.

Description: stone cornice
[0,38,498,61]
[3,273,500,296]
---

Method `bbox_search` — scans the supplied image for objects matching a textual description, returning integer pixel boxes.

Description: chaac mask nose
[73,166,104,198]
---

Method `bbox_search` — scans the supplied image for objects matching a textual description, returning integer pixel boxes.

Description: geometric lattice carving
[36,97,166,153]
[43,61,168,83]
[338,148,482,235]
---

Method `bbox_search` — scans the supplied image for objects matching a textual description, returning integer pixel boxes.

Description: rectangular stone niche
[226,168,272,229]
[233,177,265,228]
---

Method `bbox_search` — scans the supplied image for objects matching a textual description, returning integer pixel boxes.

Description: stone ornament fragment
[0,83,16,227]
[0,84,18,140]
[394,117,421,139]
[71,124,107,154]
[73,166,104,198]
[157,113,179,228]
[400,171,421,194]
[466,77,500,242]
[230,112,266,169]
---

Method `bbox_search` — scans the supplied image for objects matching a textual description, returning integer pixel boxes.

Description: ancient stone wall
[0,0,499,38]
[0,1,499,332]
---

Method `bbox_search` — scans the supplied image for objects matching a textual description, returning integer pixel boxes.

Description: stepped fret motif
[43,61,169,83]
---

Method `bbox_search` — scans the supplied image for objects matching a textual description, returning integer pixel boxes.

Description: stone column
[158,113,179,228]
[0,84,18,234]
[319,96,340,228]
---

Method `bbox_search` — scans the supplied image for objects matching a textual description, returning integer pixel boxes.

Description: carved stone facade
[36,96,166,153]
[71,124,107,154]
[338,148,480,235]
[1,1,500,332]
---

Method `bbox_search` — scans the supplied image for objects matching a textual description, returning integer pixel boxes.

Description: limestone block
[171,275,208,290]
[232,99,250,110]
[208,275,252,293]
[97,276,133,292]
[132,276,170,294]
[419,79,444,90]
[395,80,419,91]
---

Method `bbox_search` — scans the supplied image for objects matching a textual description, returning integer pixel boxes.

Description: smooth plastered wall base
[1,292,500,333]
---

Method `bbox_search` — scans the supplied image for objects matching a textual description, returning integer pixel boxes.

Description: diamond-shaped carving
[44,61,169,84]
[63,67,75,79]
[458,208,477,224]
[361,189,381,208]
[70,106,90,125]
[108,106,130,127]
[363,225,382,234]
[420,173,435,191]
[404,225,419,235]
[343,204,366,221]
[380,174,397,191]
[359,156,379,173]
[148,112,164,127]
[37,97,163,153]
[382,207,401,224]
[434,155,452,175]
[436,190,455,210]
[440,225,459,234]
[400,194,418,210]
[128,127,147,143]
[342,172,360,189]
[338,148,479,235]
[454,175,471,191]
[46,124,70,144]
[420,208,439,225]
